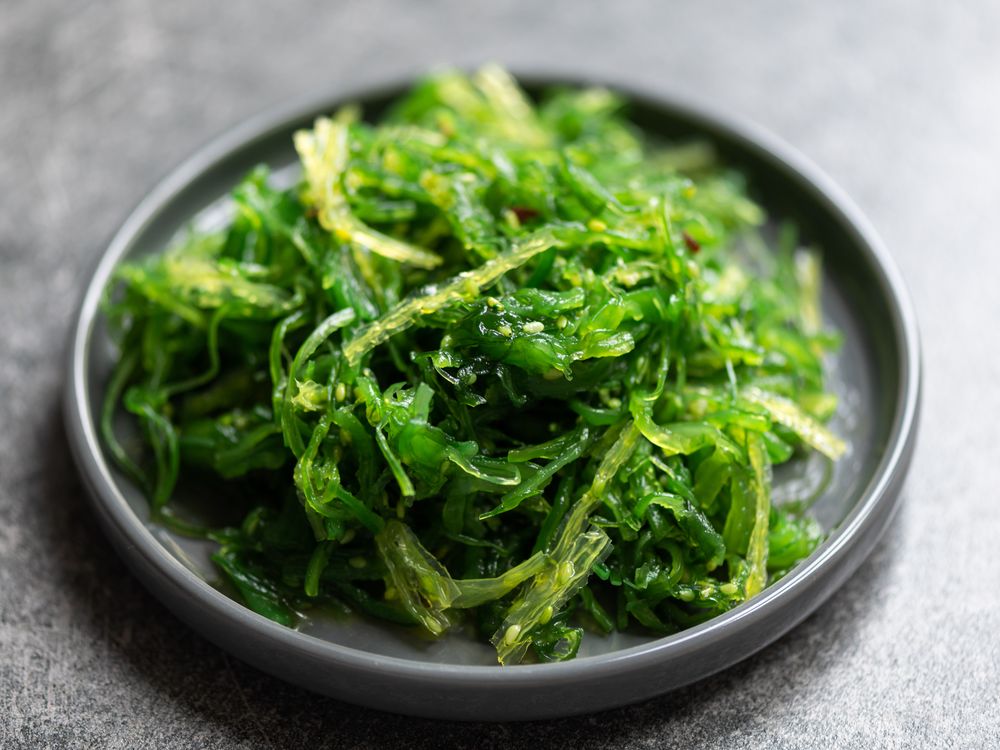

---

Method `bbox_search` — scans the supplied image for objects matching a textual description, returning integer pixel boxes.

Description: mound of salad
[103,65,844,664]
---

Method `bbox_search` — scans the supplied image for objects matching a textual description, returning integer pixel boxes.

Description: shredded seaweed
[102,66,843,664]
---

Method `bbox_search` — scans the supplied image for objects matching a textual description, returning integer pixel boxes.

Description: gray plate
[63,74,921,721]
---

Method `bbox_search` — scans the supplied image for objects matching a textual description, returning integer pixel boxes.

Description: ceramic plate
[64,75,920,721]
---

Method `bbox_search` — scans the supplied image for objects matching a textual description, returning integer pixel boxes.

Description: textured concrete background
[2,0,999,747]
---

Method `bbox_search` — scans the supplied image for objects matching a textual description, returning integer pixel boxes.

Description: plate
[64,74,921,721]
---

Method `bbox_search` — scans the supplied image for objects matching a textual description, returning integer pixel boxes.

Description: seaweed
[102,65,842,664]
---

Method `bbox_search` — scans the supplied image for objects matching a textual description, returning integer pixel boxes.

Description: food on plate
[102,66,844,664]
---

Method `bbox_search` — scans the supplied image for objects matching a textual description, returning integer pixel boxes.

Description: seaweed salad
[102,65,845,665]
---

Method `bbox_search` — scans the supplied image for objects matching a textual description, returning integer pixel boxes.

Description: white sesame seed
[504,624,522,645]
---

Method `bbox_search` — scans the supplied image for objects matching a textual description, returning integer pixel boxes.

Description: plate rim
[63,70,922,714]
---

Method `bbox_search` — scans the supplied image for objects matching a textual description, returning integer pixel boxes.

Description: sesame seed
[558,561,576,585]
[504,624,522,645]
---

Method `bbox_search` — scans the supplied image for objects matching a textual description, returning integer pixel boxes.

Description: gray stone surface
[2,0,998,747]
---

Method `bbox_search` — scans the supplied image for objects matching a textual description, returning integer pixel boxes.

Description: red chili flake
[510,205,539,223]
[682,230,701,254]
